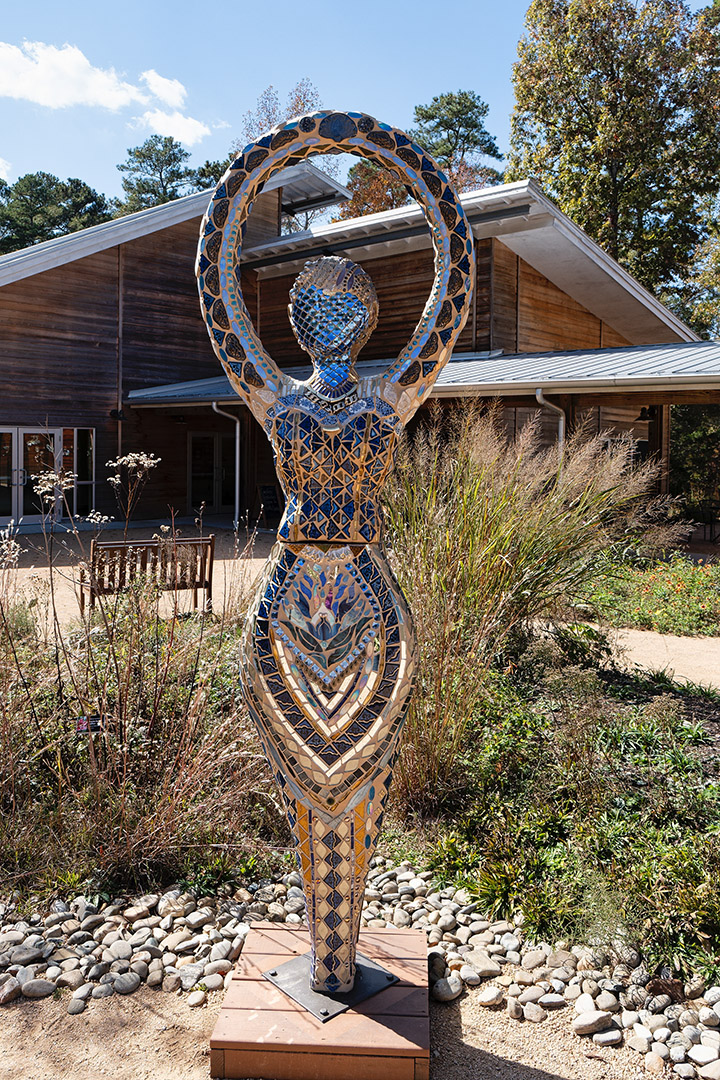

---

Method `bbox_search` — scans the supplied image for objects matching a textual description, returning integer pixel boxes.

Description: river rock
[179,962,206,990]
[507,996,523,1020]
[521,950,547,971]
[523,1002,548,1023]
[573,1010,613,1035]
[113,972,141,995]
[109,939,132,961]
[20,979,55,999]
[67,998,86,1015]
[162,929,192,953]
[690,1046,720,1066]
[644,1051,666,1074]
[56,969,85,990]
[593,1029,623,1046]
[432,975,463,1002]
[477,985,504,1007]
[10,945,43,966]
[0,977,21,1004]
[465,951,502,977]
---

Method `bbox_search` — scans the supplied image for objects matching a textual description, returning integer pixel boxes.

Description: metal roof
[127,340,720,407]
[0,162,349,288]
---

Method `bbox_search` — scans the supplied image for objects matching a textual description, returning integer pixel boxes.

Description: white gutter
[535,388,566,447]
[211,402,241,529]
[432,375,720,396]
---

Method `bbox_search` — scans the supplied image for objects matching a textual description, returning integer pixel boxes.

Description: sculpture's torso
[265,387,403,544]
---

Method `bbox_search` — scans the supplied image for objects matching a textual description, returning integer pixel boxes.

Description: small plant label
[75,714,104,733]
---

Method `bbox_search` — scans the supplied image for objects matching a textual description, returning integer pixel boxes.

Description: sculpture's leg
[282,765,393,993]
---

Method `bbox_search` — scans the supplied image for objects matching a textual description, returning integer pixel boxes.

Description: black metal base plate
[262,951,399,1022]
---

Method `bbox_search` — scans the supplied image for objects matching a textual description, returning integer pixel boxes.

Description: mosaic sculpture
[196,112,474,996]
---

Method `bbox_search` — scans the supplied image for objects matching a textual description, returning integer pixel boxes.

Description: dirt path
[0,986,648,1080]
[613,625,720,689]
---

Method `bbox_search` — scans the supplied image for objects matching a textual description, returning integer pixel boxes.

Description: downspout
[535,388,566,447]
[211,402,240,528]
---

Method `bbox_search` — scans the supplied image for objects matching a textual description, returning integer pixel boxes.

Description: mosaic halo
[195,110,475,428]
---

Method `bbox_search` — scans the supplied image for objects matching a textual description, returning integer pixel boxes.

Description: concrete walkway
[612,626,720,689]
[5,529,720,689]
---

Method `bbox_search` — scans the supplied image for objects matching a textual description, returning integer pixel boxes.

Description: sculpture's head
[288,256,379,370]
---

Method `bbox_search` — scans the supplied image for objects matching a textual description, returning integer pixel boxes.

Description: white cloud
[138,109,211,146]
[0,41,147,110]
[0,157,11,182]
[141,69,186,109]
[0,41,212,149]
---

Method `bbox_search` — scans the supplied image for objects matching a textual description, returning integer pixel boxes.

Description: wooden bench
[79,535,215,614]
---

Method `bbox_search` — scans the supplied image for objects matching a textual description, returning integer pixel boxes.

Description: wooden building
[1,173,718,529]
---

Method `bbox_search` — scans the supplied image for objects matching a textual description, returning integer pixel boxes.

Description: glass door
[189,434,216,512]
[18,429,63,523]
[0,429,16,522]
[189,433,236,515]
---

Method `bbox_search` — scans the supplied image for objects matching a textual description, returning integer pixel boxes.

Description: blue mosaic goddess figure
[196,111,474,993]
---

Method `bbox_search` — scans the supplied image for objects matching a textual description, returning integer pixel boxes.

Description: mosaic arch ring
[196,110,475,417]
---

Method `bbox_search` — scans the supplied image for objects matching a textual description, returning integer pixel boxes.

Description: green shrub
[428,654,720,978]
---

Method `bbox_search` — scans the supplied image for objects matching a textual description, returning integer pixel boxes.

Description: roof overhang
[241,180,697,346]
[0,161,350,288]
[0,176,697,347]
[127,341,720,408]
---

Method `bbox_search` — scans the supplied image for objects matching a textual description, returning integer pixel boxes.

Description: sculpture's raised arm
[196,155,289,428]
[196,111,474,427]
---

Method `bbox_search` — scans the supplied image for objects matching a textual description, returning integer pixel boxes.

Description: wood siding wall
[491,240,630,353]
[0,214,663,520]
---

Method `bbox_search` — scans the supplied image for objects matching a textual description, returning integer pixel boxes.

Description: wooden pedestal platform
[210,922,429,1080]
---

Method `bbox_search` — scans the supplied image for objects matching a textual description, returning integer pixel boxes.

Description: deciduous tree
[335,160,410,220]
[236,79,337,230]
[507,0,720,291]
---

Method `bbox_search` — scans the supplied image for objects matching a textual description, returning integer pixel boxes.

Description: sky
[0,0,710,200]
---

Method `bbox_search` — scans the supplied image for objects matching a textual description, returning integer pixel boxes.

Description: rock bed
[1,857,718,1078]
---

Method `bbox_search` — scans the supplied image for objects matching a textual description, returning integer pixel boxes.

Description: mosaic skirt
[240,541,418,992]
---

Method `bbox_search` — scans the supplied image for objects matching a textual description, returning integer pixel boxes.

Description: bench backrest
[89,536,215,596]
